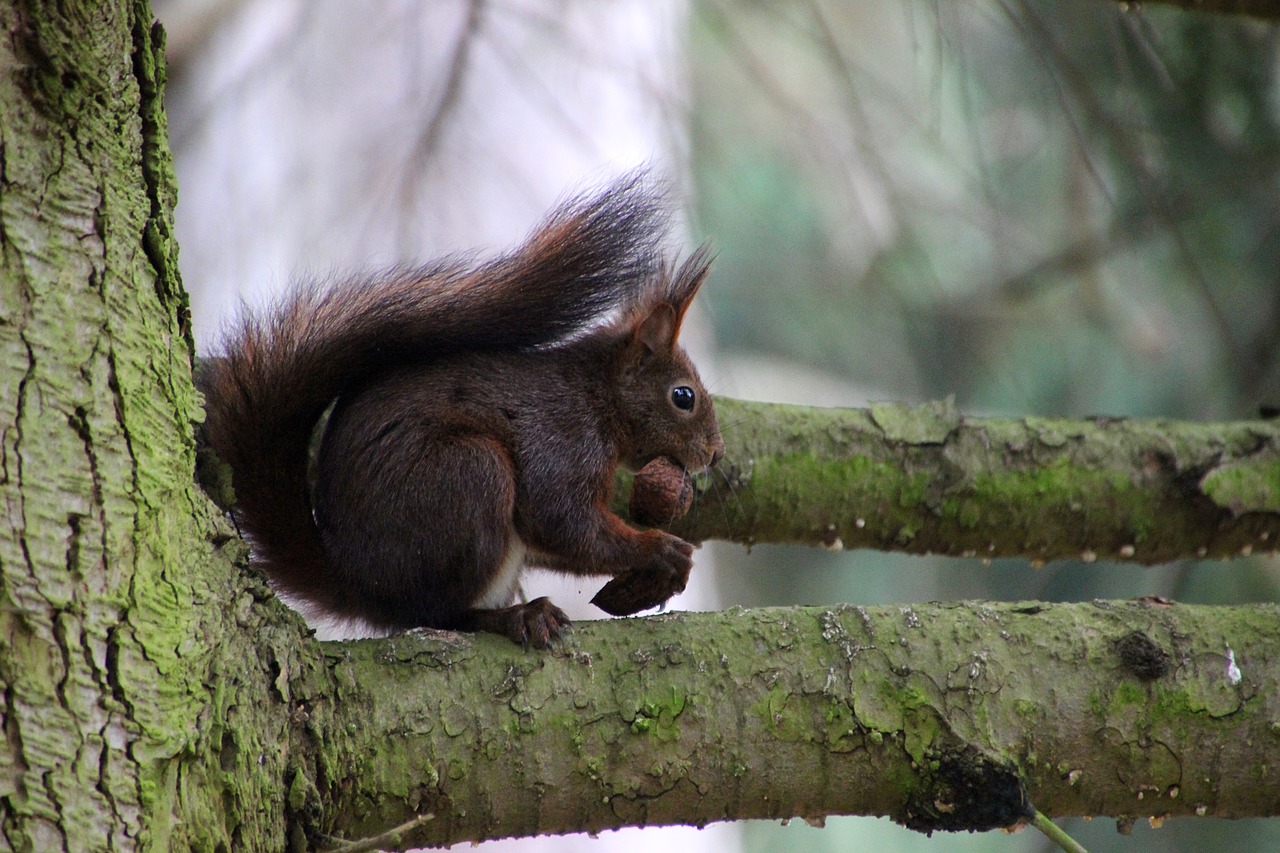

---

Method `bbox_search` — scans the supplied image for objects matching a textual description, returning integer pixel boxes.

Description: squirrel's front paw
[590,536,693,616]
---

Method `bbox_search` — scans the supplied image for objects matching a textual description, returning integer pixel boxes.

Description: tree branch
[299,600,1280,849]
[642,398,1280,565]
[1117,0,1280,21]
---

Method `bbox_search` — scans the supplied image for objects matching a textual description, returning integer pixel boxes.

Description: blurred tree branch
[1124,0,1280,20]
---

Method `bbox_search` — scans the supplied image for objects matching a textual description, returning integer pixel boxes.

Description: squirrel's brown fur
[198,173,722,646]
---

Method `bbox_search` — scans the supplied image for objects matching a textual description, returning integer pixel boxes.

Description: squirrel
[197,173,724,647]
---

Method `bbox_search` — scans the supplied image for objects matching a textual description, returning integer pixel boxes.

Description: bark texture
[648,398,1280,566]
[304,601,1280,849]
[0,2,310,851]
[4,1,1280,852]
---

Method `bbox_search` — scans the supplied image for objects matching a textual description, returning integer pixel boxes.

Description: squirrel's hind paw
[470,597,571,648]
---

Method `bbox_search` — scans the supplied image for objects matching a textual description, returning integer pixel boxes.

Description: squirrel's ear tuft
[625,244,713,359]
[664,244,714,340]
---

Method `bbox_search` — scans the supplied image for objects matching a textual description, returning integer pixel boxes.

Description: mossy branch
[298,600,1280,849]
[625,398,1280,566]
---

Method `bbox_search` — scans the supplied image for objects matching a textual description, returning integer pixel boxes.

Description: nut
[629,457,693,526]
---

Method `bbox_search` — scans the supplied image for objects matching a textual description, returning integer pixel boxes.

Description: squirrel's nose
[709,439,725,468]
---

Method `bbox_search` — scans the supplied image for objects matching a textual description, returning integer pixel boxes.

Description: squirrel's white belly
[472,533,526,609]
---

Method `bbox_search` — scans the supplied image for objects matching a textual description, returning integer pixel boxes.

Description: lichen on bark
[649,398,1280,565]
[5,2,1280,851]
[307,600,1280,849]
[0,2,303,850]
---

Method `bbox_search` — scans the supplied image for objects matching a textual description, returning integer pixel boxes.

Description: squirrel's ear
[630,302,679,358]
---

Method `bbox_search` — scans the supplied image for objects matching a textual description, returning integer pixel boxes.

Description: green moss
[964,458,1161,546]
[823,700,861,752]
[852,674,905,734]
[898,685,932,711]
[946,498,982,530]
[870,399,961,444]
[287,769,309,812]
[1113,681,1146,706]
[631,685,688,741]
[752,686,811,742]
[1095,679,1211,726]
[741,450,932,544]
[848,677,947,767]
[902,707,945,766]
[1201,458,1280,514]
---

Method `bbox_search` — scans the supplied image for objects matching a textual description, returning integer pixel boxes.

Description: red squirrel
[198,173,724,647]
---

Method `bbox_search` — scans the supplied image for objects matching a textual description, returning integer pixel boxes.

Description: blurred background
[157,0,1280,850]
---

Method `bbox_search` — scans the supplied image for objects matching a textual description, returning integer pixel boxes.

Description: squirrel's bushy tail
[198,172,670,601]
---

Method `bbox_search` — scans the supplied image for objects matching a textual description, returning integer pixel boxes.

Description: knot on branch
[901,745,1033,835]
[1115,630,1172,680]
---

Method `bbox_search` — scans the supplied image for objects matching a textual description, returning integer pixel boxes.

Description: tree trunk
[2,2,1279,852]
[0,2,304,850]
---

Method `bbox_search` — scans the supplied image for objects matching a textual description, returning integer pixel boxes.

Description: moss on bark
[0,2,307,850]
[307,601,1280,849]
[5,2,1280,852]
[638,398,1280,565]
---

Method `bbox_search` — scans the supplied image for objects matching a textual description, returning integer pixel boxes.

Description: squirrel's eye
[671,386,696,412]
